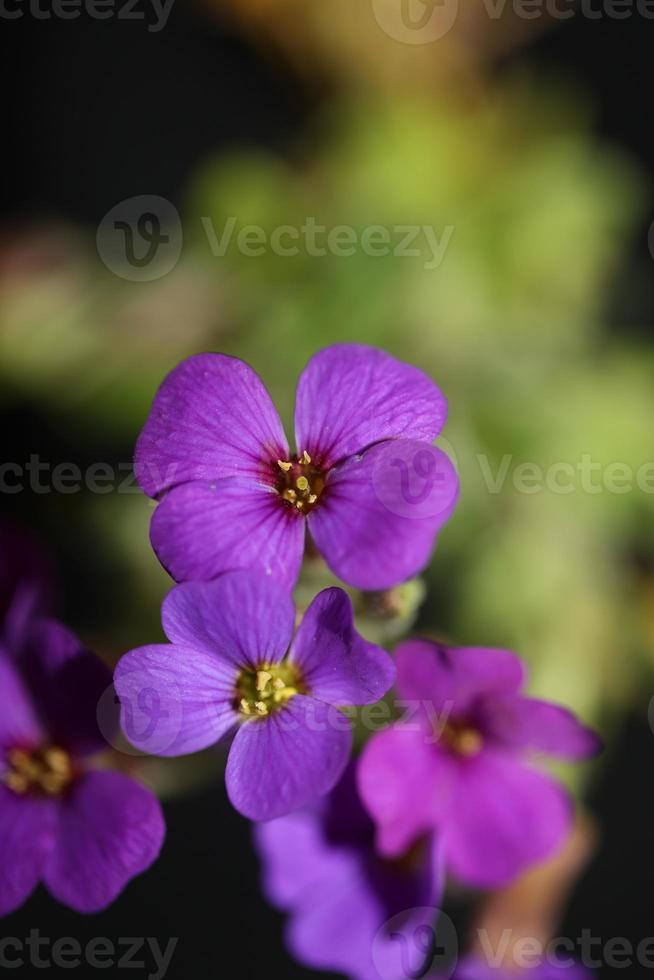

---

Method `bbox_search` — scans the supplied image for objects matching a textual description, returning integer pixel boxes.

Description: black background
[1,5,653,978]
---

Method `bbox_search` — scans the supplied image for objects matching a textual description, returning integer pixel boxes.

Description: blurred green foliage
[1,81,652,796]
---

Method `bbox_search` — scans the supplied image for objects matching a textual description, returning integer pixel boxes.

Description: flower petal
[0,652,43,751]
[162,571,296,670]
[135,353,288,497]
[22,619,115,757]
[477,694,602,761]
[43,771,165,913]
[295,344,447,467]
[357,725,455,857]
[445,750,572,888]
[0,788,55,916]
[150,479,305,591]
[114,644,238,756]
[309,440,458,590]
[394,640,527,717]
[0,522,54,654]
[226,696,352,820]
[289,588,395,706]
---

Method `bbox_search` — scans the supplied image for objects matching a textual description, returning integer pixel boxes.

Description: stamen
[235,661,305,718]
[301,451,312,464]
[3,745,74,797]
[277,460,292,472]
[296,476,309,492]
[256,670,272,692]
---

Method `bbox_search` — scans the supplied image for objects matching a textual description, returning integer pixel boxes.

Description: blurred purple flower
[255,764,443,980]
[135,344,458,590]
[114,571,395,820]
[0,621,164,916]
[449,955,594,979]
[358,641,601,889]
[0,521,54,653]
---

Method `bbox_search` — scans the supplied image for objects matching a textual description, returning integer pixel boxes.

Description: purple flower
[114,571,396,820]
[358,640,601,889]
[448,955,594,979]
[135,344,458,591]
[255,764,443,980]
[0,621,164,916]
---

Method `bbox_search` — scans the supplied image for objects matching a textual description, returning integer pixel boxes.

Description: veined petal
[43,771,165,913]
[162,572,296,670]
[309,440,458,590]
[0,788,55,916]
[477,694,602,761]
[289,588,395,706]
[114,644,238,757]
[150,479,305,591]
[135,353,288,497]
[226,696,351,820]
[295,344,447,468]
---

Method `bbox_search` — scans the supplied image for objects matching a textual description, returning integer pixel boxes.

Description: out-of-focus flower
[0,522,54,652]
[447,956,593,979]
[114,571,395,820]
[358,641,600,888]
[135,343,458,591]
[0,621,164,916]
[255,763,442,980]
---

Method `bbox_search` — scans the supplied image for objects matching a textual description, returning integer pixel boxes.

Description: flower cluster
[1,344,600,980]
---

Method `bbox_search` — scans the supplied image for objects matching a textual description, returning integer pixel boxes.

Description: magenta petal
[0,788,55,916]
[22,619,114,757]
[226,696,352,820]
[43,771,165,913]
[135,353,288,497]
[162,572,296,670]
[295,344,448,467]
[0,653,43,750]
[446,750,572,888]
[114,644,238,756]
[394,640,527,716]
[289,588,395,706]
[309,440,458,590]
[357,725,455,857]
[150,479,305,591]
[478,694,602,760]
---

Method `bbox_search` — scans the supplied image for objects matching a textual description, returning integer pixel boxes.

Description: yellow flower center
[3,745,75,797]
[235,662,304,718]
[440,720,484,758]
[276,451,325,514]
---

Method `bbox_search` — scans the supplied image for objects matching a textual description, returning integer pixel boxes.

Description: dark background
[1,5,653,978]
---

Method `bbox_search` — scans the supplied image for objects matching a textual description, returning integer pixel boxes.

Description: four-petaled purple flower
[135,344,458,591]
[114,571,396,820]
[358,640,601,888]
[255,763,443,980]
[0,618,164,916]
